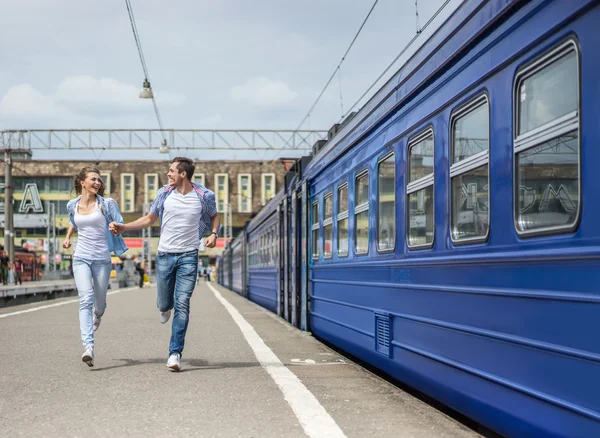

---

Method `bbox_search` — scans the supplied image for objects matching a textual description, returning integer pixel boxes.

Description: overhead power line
[293,0,380,134]
[340,0,452,121]
[125,0,150,81]
[124,0,167,145]
[415,0,422,34]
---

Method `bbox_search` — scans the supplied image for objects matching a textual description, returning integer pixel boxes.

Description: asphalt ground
[0,281,480,438]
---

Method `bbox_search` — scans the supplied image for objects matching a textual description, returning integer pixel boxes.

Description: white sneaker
[160,309,171,324]
[82,346,94,367]
[167,353,181,372]
[93,316,102,332]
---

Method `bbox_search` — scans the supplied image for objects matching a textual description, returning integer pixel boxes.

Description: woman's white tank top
[73,200,110,260]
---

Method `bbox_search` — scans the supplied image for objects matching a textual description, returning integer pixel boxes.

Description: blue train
[219,0,600,436]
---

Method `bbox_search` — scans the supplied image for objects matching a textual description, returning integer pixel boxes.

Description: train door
[300,181,309,331]
[227,249,233,290]
[290,189,298,327]
[282,197,290,321]
[277,203,284,317]
[241,231,248,297]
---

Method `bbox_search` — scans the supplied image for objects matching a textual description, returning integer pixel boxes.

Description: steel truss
[0,129,327,151]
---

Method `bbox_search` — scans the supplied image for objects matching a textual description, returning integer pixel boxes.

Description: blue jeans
[73,257,112,349]
[156,250,198,356]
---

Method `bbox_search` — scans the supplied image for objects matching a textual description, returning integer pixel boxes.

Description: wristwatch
[209,231,218,237]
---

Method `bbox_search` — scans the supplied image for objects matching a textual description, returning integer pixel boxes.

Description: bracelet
[209,231,218,237]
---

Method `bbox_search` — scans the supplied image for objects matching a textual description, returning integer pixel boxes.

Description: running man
[109,157,220,371]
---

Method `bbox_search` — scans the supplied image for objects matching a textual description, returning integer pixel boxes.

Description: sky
[0,0,460,160]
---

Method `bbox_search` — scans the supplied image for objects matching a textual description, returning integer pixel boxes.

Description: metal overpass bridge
[0,128,328,154]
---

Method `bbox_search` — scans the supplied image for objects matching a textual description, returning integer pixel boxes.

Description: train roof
[245,188,286,234]
[303,0,518,179]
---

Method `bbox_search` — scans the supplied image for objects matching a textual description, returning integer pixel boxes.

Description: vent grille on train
[375,313,391,357]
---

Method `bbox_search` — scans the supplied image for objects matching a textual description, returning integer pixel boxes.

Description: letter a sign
[20,183,44,213]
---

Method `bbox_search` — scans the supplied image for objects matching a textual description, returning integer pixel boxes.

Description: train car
[230,230,247,296]
[220,0,600,435]
[221,244,232,290]
[245,190,285,314]
[216,255,223,285]
[302,0,600,436]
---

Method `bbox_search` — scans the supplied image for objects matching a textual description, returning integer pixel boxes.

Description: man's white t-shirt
[158,189,203,253]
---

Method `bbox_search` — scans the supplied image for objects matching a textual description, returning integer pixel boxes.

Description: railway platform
[0,278,77,307]
[0,282,479,437]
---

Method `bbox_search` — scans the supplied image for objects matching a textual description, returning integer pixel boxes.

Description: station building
[0,159,289,266]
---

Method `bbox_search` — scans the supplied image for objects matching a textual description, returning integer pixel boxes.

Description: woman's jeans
[73,258,112,349]
[156,250,198,356]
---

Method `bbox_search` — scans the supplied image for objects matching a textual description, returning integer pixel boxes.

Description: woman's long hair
[74,166,105,196]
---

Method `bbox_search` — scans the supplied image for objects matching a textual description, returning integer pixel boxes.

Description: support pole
[4,148,13,261]
[46,201,56,274]
[46,201,50,275]
[51,202,56,272]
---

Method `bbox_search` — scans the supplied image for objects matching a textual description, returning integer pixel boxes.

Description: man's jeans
[156,250,198,356]
[73,258,111,348]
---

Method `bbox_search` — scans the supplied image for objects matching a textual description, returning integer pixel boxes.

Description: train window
[514,40,580,235]
[267,229,271,265]
[323,193,333,259]
[272,224,277,265]
[450,95,490,243]
[270,229,275,265]
[266,230,270,265]
[255,238,259,267]
[407,129,434,248]
[270,229,274,265]
[355,171,369,254]
[377,153,395,252]
[311,201,320,259]
[272,227,276,264]
[337,183,349,257]
[264,233,268,266]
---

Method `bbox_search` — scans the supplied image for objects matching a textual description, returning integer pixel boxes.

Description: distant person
[110,157,220,372]
[197,263,203,285]
[135,257,145,288]
[13,258,22,285]
[7,262,14,285]
[0,251,9,285]
[64,166,128,368]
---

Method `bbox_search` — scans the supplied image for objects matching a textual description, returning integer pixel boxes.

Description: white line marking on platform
[0,286,138,319]
[208,283,346,438]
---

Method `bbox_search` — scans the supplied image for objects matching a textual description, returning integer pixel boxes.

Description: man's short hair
[172,157,195,180]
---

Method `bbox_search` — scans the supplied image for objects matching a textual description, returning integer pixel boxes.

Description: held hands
[205,233,217,248]
[109,222,125,235]
[62,239,71,249]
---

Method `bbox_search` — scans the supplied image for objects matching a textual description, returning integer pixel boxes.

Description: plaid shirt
[150,182,218,242]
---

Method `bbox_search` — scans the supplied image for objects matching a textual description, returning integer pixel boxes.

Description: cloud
[230,77,298,107]
[55,75,186,110]
[0,84,74,121]
[0,76,187,127]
